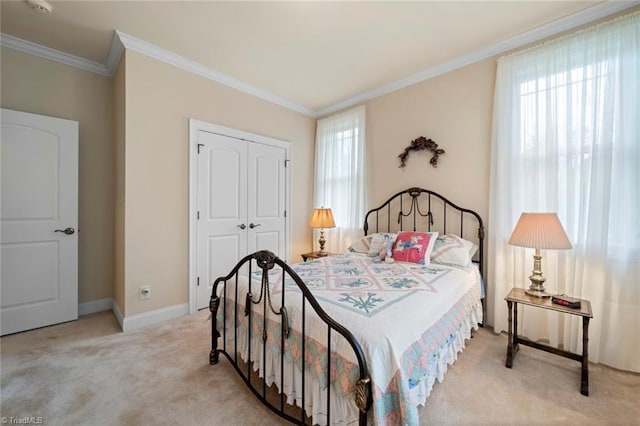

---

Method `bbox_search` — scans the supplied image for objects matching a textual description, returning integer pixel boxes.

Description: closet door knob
[249,223,261,229]
[237,224,246,230]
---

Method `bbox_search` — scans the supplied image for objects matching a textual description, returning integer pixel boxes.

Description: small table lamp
[309,207,336,256]
[508,212,572,297]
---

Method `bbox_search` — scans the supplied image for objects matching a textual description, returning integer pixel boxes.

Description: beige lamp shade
[309,207,335,256]
[309,208,336,229]
[508,212,572,250]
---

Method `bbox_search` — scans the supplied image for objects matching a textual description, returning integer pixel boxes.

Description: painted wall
[364,58,495,223]
[0,46,315,320]
[1,47,115,305]
[113,54,126,314]
[1,45,492,322]
[122,51,316,316]
[362,58,496,320]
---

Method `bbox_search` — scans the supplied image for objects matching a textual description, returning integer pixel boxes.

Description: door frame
[188,119,291,314]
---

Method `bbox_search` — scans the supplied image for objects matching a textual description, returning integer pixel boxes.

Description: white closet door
[1,108,78,335]
[247,143,286,256]
[196,131,248,310]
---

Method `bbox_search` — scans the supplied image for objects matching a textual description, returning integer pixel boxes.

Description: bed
[209,187,485,425]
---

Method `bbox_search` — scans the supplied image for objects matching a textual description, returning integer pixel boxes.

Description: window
[313,106,367,252]
[489,11,639,372]
[516,61,638,255]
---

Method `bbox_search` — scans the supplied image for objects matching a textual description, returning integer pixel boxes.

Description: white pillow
[347,233,397,254]
[430,234,477,267]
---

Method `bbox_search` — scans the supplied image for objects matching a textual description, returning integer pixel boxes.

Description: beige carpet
[1,310,638,425]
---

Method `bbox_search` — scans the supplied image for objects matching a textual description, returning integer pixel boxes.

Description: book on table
[552,294,581,309]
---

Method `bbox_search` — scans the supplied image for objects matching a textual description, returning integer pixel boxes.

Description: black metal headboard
[363,187,485,279]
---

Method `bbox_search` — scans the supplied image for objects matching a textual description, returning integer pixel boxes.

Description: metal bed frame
[209,251,371,425]
[209,187,485,425]
[364,187,484,279]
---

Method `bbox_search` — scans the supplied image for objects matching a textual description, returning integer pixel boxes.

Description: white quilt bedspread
[216,252,483,425]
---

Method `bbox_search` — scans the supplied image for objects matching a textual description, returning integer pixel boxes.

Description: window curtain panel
[489,12,639,372]
[313,106,367,253]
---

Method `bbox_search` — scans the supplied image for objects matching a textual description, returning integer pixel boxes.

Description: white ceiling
[1,1,637,116]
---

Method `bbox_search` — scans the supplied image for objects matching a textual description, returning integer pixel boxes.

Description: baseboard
[112,301,125,330]
[78,298,114,316]
[120,303,189,332]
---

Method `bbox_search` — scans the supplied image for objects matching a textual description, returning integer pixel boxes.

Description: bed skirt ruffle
[224,298,482,425]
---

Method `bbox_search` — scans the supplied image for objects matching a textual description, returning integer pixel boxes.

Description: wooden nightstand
[300,251,335,262]
[505,287,593,396]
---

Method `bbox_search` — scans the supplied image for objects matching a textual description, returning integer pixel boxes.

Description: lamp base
[525,251,550,297]
[525,288,551,298]
[317,229,328,256]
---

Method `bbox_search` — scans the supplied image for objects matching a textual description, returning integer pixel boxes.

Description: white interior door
[196,131,248,310]
[247,142,286,255]
[1,108,78,335]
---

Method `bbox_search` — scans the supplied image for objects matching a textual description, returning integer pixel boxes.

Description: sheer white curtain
[313,106,367,253]
[489,12,639,372]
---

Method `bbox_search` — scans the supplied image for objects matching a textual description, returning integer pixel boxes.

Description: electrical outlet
[140,285,151,300]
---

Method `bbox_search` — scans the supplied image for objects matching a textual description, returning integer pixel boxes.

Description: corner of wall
[112,300,125,331]
[113,50,126,318]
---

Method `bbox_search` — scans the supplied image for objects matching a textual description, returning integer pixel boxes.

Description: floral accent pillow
[347,233,397,254]
[391,231,438,264]
[430,234,478,267]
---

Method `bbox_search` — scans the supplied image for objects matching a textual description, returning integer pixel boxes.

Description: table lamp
[309,207,335,256]
[508,212,572,297]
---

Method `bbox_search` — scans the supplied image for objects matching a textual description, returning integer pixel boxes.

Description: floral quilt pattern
[232,252,483,425]
[252,253,452,318]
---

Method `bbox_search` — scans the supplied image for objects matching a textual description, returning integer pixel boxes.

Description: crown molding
[0,31,314,117]
[316,1,639,117]
[0,33,111,77]
[2,1,636,119]
[106,31,125,75]
[113,31,316,117]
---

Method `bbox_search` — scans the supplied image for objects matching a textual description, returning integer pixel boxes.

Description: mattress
[216,252,483,425]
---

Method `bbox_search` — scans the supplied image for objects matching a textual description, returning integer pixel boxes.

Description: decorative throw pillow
[348,233,396,254]
[368,233,396,257]
[392,231,437,264]
[430,234,477,267]
[371,235,396,263]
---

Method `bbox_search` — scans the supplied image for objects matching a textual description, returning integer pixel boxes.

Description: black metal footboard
[209,250,372,425]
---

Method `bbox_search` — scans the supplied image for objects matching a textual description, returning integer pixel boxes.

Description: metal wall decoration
[398,136,445,168]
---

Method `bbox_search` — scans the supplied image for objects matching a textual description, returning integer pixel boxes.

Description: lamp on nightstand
[309,207,335,256]
[508,212,572,297]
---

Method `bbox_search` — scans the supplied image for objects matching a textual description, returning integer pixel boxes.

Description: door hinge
[197,143,204,154]
[197,211,200,220]
[284,159,290,167]
[284,210,287,218]
[197,277,200,287]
